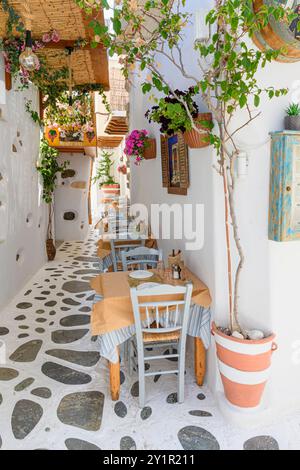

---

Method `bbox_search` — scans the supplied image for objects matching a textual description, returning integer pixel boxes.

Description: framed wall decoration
[161,134,189,195]
[253,0,300,62]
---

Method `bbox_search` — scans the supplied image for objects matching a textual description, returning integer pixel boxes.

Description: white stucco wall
[54,153,92,241]
[0,59,48,310]
[129,0,300,420]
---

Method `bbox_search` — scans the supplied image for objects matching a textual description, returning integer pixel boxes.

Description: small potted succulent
[145,87,213,148]
[93,151,120,195]
[285,103,300,131]
[124,129,156,164]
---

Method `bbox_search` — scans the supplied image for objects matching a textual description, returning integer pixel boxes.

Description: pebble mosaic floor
[0,231,300,450]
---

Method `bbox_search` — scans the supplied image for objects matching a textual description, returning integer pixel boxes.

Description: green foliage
[93,151,117,187]
[75,0,291,152]
[286,103,300,116]
[36,139,69,204]
[145,87,200,135]
[0,1,109,126]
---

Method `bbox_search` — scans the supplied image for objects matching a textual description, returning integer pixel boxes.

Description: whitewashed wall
[129,0,300,421]
[54,153,92,241]
[0,59,48,310]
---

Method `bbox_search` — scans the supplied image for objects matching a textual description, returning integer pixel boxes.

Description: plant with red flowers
[118,163,127,175]
[124,129,149,165]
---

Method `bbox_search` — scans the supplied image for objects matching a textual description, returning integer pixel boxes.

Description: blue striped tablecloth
[93,293,211,363]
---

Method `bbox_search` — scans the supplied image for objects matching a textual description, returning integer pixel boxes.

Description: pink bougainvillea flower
[51,30,60,43]
[35,57,41,70]
[42,33,51,43]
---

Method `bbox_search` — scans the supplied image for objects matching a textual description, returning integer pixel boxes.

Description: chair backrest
[130,283,193,340]
[110,237,145,271]
[122,246,163,271]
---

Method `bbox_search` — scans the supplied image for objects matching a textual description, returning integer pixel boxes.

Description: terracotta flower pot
[211,322,277,408]
[101,184,120,196]
[143,138,157,160]
[46,239,56,261]
[183,113,212,149]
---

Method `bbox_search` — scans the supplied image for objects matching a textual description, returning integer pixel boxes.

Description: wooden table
[91,269,212,401]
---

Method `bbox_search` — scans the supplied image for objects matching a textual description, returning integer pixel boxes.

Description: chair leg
[137,344,145,408]
[128,340,132,376]
[138,362,146,408]
[177,342,186,404]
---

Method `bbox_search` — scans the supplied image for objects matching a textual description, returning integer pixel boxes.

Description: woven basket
[143,138,157,160]
[183,113,212,149]
[168,253,184,269]
[46,239,56,261]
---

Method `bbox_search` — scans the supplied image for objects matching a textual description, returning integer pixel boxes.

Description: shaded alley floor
[0,231,300,450]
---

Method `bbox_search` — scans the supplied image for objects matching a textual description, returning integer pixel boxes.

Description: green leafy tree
[37,139,69,239]
[77,0,295,333]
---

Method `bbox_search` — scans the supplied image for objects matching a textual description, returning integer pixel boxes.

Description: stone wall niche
[63,211,78,222]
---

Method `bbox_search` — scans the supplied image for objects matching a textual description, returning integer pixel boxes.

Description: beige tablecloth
[90,268,212,336]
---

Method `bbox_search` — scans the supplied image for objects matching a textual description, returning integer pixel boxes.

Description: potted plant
[124,129,156,164]
[285,103,300,131]
[36,139,69,261]
[117,163,128,175]
[145,87,213,148]
[81,0,295,409]
[93,150,120,195]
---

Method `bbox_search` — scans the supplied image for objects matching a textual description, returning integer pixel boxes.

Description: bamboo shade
[0,0,109,88]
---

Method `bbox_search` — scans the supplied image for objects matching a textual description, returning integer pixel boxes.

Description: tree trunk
[220,146,235,331]
[227,162,244,333]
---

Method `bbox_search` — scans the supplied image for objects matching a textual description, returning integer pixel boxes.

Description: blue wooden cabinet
[269,131,300,242]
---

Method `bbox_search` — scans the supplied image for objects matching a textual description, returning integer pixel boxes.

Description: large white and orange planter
[211,322,277,409]
[101,184,120,196]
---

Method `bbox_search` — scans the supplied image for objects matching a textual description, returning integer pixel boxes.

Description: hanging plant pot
[211,322,277,408]
[101,184,120,196]
[143,137,157,160]
[183,113,212,149]
[46,239,56,261]
[252,0,300,63]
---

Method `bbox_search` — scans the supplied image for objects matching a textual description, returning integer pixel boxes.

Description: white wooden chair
[121,246,163,271]
[110,237,145,272]
[130,282,193,408]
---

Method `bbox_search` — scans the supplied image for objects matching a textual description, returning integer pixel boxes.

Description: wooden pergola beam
[34,40,104,51]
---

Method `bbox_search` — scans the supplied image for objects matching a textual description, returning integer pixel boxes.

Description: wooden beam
[54,147,86,154]
[97,136,124,148]
[39,91,44,121]
[4,60,12,91]
[82,9,110,91]
[5,71,12,91]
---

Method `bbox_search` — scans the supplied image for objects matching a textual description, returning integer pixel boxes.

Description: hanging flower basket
[183,113,212,149]
[211,322,277,408]
[45,126,97,148]
[143,137,157,160]
[124,129,151,165]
